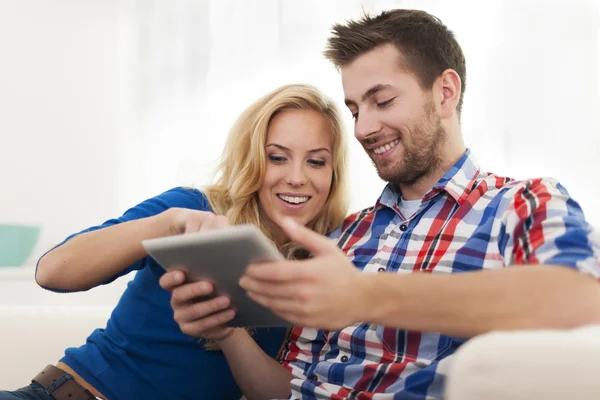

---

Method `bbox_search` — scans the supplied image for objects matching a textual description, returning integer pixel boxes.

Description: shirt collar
[375,149,481,210]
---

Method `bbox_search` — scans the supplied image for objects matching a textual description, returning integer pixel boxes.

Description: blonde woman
[1,84,348,400]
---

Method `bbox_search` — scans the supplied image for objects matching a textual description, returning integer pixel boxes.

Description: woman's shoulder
[150,186,211,212]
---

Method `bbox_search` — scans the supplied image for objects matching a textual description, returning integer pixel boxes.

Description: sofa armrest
[446,325,600,400]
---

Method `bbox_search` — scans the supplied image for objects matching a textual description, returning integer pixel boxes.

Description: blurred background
[1,0,599,264]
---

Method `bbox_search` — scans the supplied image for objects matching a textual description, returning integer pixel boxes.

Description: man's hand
[239,218,365,330]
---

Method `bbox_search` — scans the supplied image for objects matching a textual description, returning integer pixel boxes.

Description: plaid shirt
[279,150,600,400]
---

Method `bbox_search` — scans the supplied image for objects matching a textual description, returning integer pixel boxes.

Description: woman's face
[258,108,334,239]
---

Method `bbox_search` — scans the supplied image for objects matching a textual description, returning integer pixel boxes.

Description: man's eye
[377,98,395,108]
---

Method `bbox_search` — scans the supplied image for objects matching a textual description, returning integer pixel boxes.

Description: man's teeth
[278,195,309,204]
[373,139,399,155]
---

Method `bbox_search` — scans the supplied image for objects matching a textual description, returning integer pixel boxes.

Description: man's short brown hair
[325,9,467,115]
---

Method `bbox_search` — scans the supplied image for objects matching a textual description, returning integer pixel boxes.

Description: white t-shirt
[399,197,421,218]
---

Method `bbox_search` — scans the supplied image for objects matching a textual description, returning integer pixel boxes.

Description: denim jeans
[0,382,55,399]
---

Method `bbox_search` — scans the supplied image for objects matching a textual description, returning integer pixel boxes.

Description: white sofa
[0,267,130,390]
[446,325,600,399]
[0,305,112,389]
[4,267,600,398]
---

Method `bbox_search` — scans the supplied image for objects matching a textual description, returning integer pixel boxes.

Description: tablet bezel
[142,224,292,328]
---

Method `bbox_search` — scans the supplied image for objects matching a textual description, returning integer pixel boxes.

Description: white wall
[1,0,599,267]
[121,0,600,229]
[0,0,122,261]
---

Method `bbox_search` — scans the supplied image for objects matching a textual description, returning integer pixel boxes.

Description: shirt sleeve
[498,177,600,278]
[36,187,211,291]
[278,326,327,379]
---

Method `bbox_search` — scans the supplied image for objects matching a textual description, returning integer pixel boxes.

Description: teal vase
[0,224,42,267]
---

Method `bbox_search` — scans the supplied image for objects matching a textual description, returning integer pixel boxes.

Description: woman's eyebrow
[308,147,331,154]
[265,143,290,151]
[266,144,331,154]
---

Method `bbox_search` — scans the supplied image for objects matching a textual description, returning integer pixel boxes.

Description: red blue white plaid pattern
[279,150,600,399]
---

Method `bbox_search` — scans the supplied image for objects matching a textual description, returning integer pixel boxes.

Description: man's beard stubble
[374,102,446,186]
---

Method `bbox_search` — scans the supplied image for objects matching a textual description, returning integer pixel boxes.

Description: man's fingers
[246,290,306,315]
[279,217,336,256]
[240,277,310,300]
[242,262,312,283]
[246,291,319,327]
[170,280,215,305]
[243,256,330,283]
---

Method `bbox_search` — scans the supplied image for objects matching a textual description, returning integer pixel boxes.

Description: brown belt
[32,365,103,400]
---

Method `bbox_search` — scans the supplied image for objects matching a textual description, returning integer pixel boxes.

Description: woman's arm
[36,205,216,291]
[160,270,293,400]
[218,328,292,400]
[36,209,174,291]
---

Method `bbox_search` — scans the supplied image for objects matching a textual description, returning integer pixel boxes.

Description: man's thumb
[280,218,333,255]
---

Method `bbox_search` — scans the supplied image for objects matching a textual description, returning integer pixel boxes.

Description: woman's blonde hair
[204,84,349,250]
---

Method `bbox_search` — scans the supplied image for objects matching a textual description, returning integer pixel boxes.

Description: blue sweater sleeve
[36,187,211,291]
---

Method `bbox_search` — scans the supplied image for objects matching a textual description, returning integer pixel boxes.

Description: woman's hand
[160,272,238,341]
[166,208,229,235]
[160,208,237,340]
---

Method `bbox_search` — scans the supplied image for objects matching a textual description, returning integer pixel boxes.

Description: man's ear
[437,69,461,119]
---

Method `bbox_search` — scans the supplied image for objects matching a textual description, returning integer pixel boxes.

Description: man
[161,9,600,399]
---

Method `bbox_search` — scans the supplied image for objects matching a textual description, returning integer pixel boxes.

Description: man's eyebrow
[344,84,393,107]
[266,143,331,154]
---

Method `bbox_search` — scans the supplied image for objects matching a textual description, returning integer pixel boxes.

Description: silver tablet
[142,224,292,328]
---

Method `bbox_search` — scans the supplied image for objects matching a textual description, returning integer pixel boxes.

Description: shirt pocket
[375,326,453,362]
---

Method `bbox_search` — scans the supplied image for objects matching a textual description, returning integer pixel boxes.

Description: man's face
[341,44,445,186]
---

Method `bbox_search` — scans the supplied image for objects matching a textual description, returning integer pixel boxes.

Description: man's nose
[354,109,382,141]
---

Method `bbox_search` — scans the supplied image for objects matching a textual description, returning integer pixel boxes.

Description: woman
[0,84,348,400]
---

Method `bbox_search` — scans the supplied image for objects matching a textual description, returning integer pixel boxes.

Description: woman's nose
[285,163,307,186]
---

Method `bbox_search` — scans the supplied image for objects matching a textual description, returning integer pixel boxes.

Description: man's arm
[361,265,600,338]
[240,218,600,336]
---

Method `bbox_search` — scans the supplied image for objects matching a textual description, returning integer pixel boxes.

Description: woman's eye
[377,98,395,108]
[268,155,286,163]
[308,159,326,167]
[351,112,358,120]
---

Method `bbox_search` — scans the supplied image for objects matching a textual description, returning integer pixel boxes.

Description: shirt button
[340,355,349,362]
[400,224,408,231]
[310,375,318,382]
[377,267,386,272]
